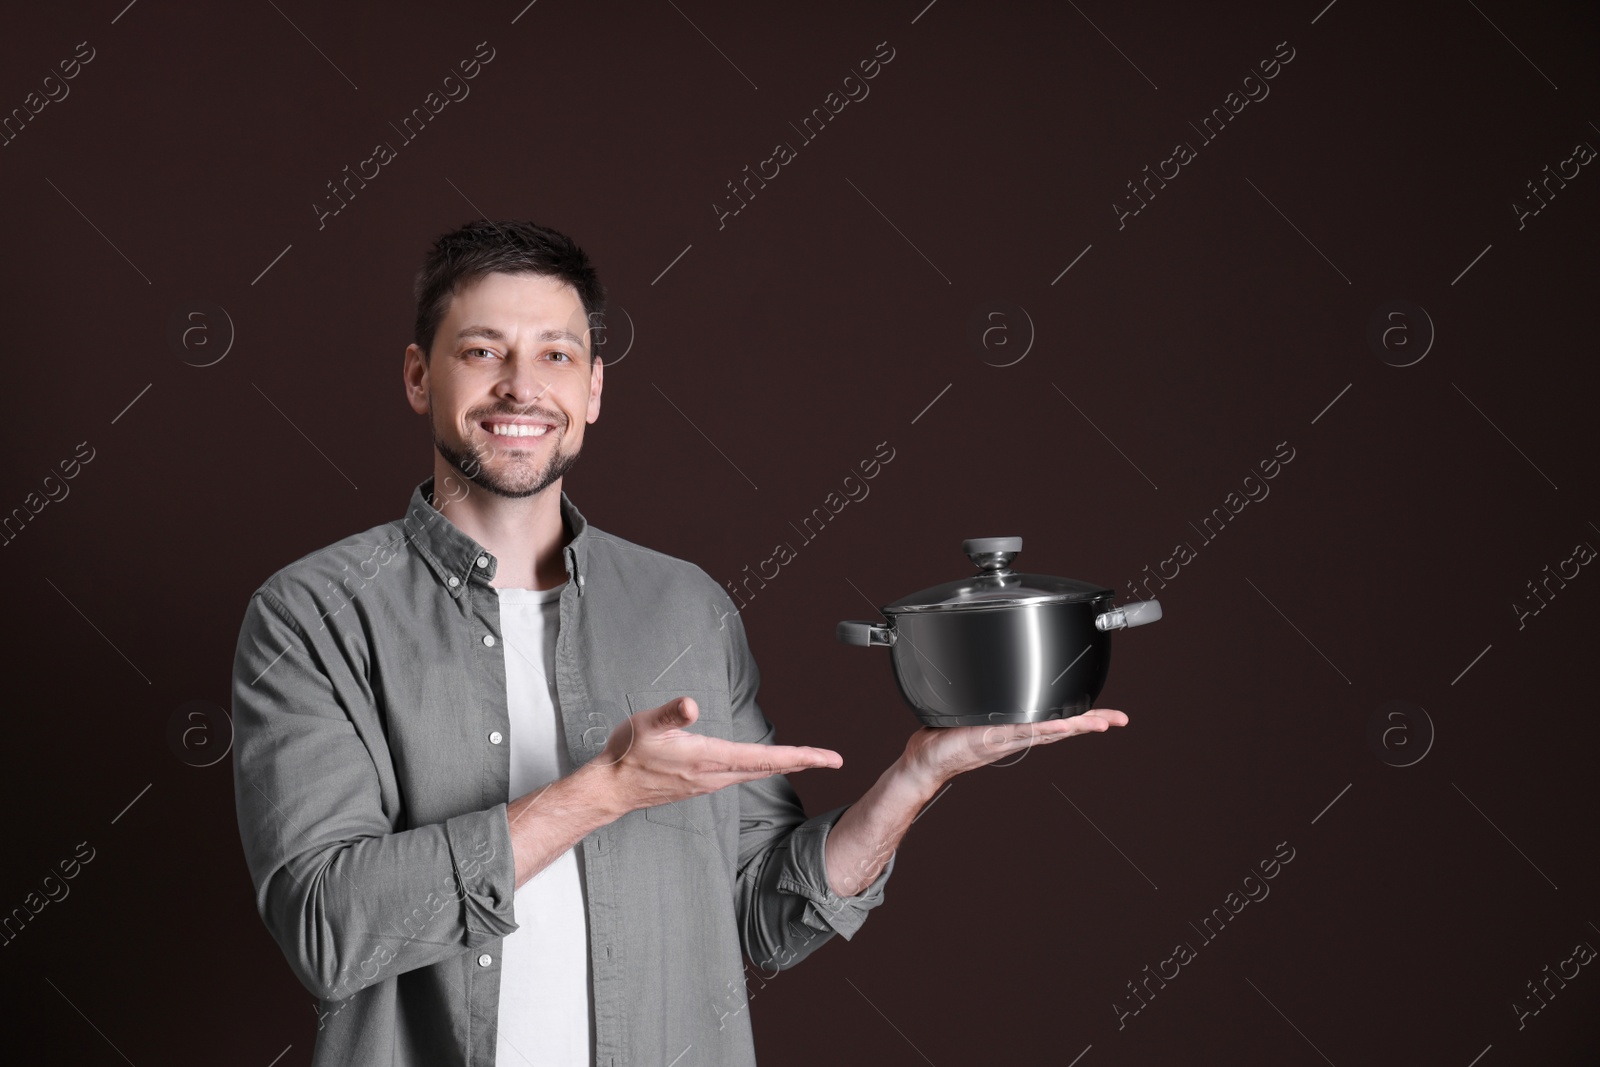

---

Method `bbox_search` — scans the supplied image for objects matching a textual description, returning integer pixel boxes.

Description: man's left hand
[900,709,1129,792]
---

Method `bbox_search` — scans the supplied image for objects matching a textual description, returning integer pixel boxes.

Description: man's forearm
[822,754,941,897]
[506,760,626,889]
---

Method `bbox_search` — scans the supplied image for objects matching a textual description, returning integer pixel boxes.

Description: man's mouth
[481,418,555,440]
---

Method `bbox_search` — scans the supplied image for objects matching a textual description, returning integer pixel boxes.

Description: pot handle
[836,620,896,647]
[1095,599,1163,631]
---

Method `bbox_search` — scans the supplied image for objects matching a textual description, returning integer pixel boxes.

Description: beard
[429,400,582,500]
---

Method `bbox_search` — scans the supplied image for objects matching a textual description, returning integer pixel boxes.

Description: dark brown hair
[412,219,606,363]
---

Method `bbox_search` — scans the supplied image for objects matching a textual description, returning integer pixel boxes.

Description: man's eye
[548,350,572,363]
[467,348,498,359]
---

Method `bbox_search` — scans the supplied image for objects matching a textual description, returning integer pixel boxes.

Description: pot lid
[882,537,1114,614]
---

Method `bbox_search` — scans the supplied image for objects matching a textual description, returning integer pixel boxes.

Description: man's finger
[650,696,698,729]
[699,738,842,772]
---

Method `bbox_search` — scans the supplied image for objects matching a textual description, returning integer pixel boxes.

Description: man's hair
[412,219,606,364]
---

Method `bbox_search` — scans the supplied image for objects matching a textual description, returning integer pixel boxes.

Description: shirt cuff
[444,803,520,946]
[773,804,896,941]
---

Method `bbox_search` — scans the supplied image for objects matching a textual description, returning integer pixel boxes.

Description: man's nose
[498,354,551,409]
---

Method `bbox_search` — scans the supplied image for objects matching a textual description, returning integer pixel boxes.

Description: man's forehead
[453,322,587,346]
[444,273,590,344]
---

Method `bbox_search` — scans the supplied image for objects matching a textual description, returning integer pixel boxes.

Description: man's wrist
[885,750,945,810]
[568,757,632,828]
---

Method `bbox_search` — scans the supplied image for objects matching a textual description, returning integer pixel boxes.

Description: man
[230,219,1129,1066]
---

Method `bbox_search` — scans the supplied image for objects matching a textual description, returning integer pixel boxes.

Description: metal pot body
[886,596,1114,727]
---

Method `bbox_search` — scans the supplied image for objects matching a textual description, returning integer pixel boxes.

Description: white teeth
[487,423,550,437]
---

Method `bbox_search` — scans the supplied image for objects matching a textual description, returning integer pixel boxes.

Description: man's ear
[404,343,430,414]
[586,355,603,423]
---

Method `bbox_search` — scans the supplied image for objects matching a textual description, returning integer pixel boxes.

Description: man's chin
[454,451,579,500]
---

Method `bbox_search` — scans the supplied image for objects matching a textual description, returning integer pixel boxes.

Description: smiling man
[230,219,1128,1067]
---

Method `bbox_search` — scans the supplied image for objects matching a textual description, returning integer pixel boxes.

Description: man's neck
[430,461,570,590]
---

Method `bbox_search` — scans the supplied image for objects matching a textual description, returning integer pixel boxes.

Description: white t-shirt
[493,581,594,1066]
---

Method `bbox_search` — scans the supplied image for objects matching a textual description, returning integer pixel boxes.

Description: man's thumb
[659,697,697,727]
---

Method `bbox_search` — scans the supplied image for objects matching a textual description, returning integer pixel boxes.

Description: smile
[482,420,553,439]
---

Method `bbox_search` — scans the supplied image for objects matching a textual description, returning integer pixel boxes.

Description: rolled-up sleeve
[718,599,895,973]
[231,587,519,1004]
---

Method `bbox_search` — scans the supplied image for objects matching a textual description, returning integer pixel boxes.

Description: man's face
[405,271,603,499]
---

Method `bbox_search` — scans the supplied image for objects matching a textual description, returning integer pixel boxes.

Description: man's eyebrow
[455,324,587,346]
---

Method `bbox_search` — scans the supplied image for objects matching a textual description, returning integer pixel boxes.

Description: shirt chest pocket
[624,687,734,836]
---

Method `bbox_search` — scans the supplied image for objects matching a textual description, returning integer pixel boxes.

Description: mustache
[473,408,564,426]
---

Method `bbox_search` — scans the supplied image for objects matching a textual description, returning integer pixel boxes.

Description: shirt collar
[402,475,590,598]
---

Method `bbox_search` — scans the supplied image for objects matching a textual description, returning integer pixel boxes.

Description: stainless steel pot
[836,536,1162,727]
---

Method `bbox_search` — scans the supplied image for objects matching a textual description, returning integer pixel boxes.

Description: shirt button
[477,953,492,968]
[489,731,503,745]
[447,576,460,588]
[577,573,585,587]
[483,634,496,647]
[476,555,489,568]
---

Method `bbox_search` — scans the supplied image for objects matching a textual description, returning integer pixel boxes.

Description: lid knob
[963,536,1022,574]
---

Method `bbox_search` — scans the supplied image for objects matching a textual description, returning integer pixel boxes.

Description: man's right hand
[593,697,842,816]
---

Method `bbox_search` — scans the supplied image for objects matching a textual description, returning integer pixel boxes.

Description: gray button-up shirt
[231,476,894,1066]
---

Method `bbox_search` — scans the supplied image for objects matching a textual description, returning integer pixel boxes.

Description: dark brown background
[2,0,1596,1063]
